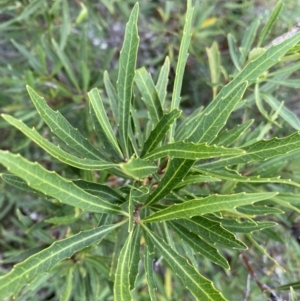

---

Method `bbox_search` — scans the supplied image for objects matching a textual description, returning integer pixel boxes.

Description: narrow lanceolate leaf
[145,159,194,206]
[1,173,36,194]
[143,192,277,223]
[0,151,124,215]
[144,233,158,301]
[211,119,254,146]
[120,157,157,180]
[228,34,241,71]
[104,70,119,122]
[170,222,229,269]
[52,39,80,91]
[189,29,300,144]
[236,205,283,216]
[0,223,122,300]
[169,0,194,140]
[206,41,221,98]
[143,225,226,301]
[88,88,123,158]
[135,67,163,126]
[187,81,247,144]
[257,1,283,47]
[140,109,181,157]
[117,3,139,158]
[129,226,141,291]
[114,230,134,301]
[1,114,116,170]
[219,219,277,233]
[262,93,300,130]
[195,167,300,188]
[143,142,244,161]
[11,39,43,75]
[156,56,170,106]
[175,216,246,249]
[73,180,126,204]
[199,132,300,169]
[89,102,121,160]
[26,86,105,160]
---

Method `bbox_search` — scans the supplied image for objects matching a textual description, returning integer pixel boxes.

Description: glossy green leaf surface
[140,109,181,157]
[120,157,157,180]
[117,3,139,158]
[145,159,194,206]
[143,192,277,223]
[88,88,123,159]
[156,56,170,106]
[27,86,105,160]
[135,67,163,126]
[0,151,124,215]
[211,120,253,146]
[143,225,226,301]
[169,0,194,140]
[175,216,246,249]
[199,132,300,169]
[0,223,122,299]
[1,114,116,170]
[195,166,300,188]
[170,222,229,269]
[114,228,136,301]
[143,142,244,161]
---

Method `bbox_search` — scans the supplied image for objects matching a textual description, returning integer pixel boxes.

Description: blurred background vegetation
[1,0,300,300]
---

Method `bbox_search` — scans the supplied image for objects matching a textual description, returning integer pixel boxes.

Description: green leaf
[0,151,125,215]
[117,3,139,158]
[26,86,105,160]
[143,192,277,223]
[236,204,283,216]
[0,223,122,300]
[88,88,123,159]
[195,166,300,188]
[189,28,300,144]
[239,18,260,66]
[140,109,181,158]
[59,266,74,301]
[144,233,158,301]
[175,174,220,189]
[156,56,170,106]
[254,82,278,125]
[145,159,194,206]
[143,142,244,161]
[120,157,157,180]
[72,179,126,204]
[199,132,300,169]
[129,226,141,291]
[257,1,283,47]
[104,70,119,122]
[142,225,226,301]
[262,93,300,130]
[228,34,241,71]
[175,216,246,249]
[11,39,43,74]
[170,222,229,269]
[169,0,194,140]
[206,41,221,98]
[187,81,247,144]
[60,0,70,50]
[114,228,136,301]
[219,218,277,233]
[1,114,116,170]
[52,38,80,91]
[135,67,163,126]
[1,173,36,194]
[211,120,254,146]
[277,281,300,291]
